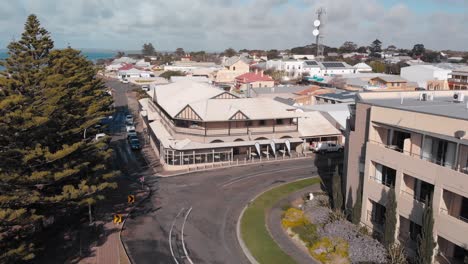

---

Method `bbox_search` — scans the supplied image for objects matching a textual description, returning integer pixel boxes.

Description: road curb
[236,177,319,264]
[157,155,313,178]
[237,205,260,264]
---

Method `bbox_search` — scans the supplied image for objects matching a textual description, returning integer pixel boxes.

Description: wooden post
[180,152,183,165]
[193,151,195,164]
[212,149,215,163]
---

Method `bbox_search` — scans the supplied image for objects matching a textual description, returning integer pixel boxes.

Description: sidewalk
[266,185,321,264]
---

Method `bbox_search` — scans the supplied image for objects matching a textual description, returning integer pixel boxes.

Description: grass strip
[240,177,321,264]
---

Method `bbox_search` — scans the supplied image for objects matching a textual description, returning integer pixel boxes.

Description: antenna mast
[314,8,326,60]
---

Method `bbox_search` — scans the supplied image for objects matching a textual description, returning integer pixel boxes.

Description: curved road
[122,158,340,264]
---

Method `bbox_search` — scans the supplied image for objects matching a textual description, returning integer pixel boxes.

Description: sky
[0,0,467,52]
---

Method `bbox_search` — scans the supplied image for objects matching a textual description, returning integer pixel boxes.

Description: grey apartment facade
[344,90,468,263]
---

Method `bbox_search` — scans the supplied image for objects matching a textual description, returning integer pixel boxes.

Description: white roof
[170,76,211,83]
[298,112,341,137]
[354,62,372,70]
[149,80,300,121]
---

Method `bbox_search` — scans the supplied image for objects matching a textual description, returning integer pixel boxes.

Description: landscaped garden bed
[281,192,387,264]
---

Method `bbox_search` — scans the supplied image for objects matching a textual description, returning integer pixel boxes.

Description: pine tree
[352,179,363,224]
[0,15,117,263]
[383,187,397,248]
[416,197,436,264]
[332,166,343,211]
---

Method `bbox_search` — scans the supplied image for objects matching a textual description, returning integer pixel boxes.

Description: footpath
[266,185,321,264]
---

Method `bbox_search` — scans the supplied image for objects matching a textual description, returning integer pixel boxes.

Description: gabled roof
[223,56,250,67]
[148,80,299,121]
[371,75,407,83]
[353,62,372,70]
[235,72,274,83]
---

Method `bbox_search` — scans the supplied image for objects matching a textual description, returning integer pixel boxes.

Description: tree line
[0,14,117,262]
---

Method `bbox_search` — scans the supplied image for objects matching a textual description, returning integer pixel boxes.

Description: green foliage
[309,237,350,264]
[387,243,408,264]
[416,198,436,264]
[223,48,237,57]
[291,223,319,247]
[142,42,156,56]
[241,178,321,264]
[383,187,397,248]
[332,166,343,211]
[160,70,186,80]
[0,14,116,263]
[281,207,309,229]
[352,180,363,225]
[369,61,386,73]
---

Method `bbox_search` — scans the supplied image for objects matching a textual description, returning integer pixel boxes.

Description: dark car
[127,135,141,150]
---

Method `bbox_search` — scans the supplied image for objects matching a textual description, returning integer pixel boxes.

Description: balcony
[448,78,468,84]
[438,190,468,247]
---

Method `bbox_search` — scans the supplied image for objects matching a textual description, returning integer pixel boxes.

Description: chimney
[260,70,264,77]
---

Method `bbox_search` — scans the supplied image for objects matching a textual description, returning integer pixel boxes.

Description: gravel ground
[303,197,387,264]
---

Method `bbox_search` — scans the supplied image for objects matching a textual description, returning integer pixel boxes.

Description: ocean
[0,50,115,70]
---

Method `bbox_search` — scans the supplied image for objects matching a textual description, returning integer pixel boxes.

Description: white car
[126,125,136,132]
[122,79,129,84]
[141,85,150,91]
[311,142,343,153]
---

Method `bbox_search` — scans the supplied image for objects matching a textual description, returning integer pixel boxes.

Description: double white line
[169,207,194,264]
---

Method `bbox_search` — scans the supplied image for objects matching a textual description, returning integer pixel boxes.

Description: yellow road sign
[128,195,135,204]
[113,214,122,224]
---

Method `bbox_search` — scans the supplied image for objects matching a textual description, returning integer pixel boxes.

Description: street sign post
[128,195,135,204]
[113,214,122,224]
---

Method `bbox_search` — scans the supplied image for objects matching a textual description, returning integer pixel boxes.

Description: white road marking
[181,207,194,264]
[169,208,185,264]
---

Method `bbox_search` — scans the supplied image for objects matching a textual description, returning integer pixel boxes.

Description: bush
[309,237,350,264]
[281,208,309,229]
[327,210,346,223]
[291,223,319,247]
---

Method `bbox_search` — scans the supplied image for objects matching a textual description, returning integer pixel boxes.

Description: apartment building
[344,90,468,263]
[448,67,468,90]
[139,80,343,170]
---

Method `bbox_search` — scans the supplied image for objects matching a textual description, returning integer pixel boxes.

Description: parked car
[121,79,129,84]
[141,85,150,91]
[125,114,134,125]
[127,128,137,137]
[311,142,343,153]
[127,135,141,150]
[126,125,136,132]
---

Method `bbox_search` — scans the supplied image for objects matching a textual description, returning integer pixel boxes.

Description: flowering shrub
[309,237,350,264]
[281,208,309,229]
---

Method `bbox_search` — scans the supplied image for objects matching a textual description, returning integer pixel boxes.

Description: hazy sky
[0,0,467,51]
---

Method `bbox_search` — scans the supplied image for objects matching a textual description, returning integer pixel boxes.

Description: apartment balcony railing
[369,175,394,188]
[440,207,468,223]
[400,189,428,207]
[369,140,467,174]
[448,78,468,84]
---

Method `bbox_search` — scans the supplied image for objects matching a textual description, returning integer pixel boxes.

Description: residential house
[235,70,275,91]
[354,63,373,73]
[368,76,415,91]
[215,56,251,85]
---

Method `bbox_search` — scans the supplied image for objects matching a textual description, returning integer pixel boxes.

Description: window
[259,120,266,126]
[276,119,284,125]
[422,136,456,168]
[233,66,236,71]
[373,163,396,187]
[409,221,421,241]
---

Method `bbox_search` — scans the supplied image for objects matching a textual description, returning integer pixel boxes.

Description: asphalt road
[107,79,343,264]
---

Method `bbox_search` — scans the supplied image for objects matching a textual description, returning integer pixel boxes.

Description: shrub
[309,237,350,264]
[291,223,319,246]
[281,208,309,229]
[327,210,346,223]
[388,243,408,264]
